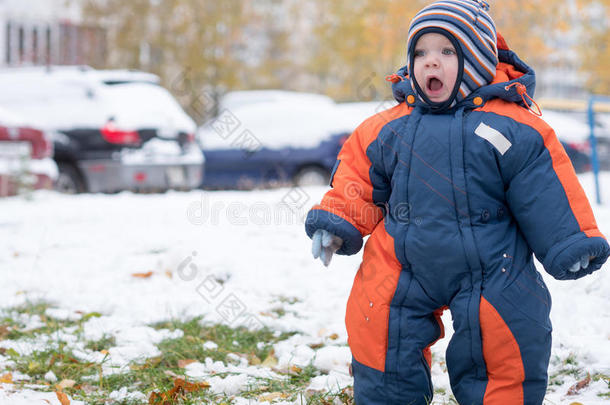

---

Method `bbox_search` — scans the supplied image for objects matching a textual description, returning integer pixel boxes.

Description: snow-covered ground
[1,173,609,404]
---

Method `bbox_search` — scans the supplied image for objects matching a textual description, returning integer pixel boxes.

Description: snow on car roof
[220,90,336,112]
[0,106,28,127]
[0,65,159,85]
[0,67,193,133]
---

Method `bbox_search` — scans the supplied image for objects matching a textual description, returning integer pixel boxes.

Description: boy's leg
[352,271,445,405]
[446,266,552,405]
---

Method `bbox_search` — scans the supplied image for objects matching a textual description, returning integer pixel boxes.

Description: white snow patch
[43,370,57,383]
[108,387,147,402]
[203,340,218,350]
[306,370,352,393]
[313,346,352,374]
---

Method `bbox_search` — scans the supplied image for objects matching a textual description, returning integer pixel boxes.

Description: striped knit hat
[407,0,498,106]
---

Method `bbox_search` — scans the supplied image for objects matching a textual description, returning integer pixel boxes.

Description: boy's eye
[414,49,425,57]
[442,48,456,55]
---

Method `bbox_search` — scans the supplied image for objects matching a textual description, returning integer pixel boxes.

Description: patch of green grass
[12,300,52,316]
[151,317,296,365]
[5,343,99,383]
[1,301,102,341]
[548,353,584,386]
[2,308,362,404]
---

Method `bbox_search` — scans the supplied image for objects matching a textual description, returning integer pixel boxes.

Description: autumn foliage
[82,0,610,107]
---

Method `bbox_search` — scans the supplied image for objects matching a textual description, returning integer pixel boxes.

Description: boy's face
[413,33,459,103]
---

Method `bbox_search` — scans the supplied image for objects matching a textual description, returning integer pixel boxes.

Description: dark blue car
[561,140,591,174]
[201,132,348,189]
[197,92,374,189]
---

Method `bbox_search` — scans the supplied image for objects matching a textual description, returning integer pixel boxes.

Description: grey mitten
[312,229,343,267]
[568,254,591,273]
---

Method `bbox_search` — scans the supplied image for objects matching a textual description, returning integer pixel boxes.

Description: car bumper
[79,160,203,193]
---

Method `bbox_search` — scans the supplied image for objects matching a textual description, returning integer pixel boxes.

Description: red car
[0,108,57,196]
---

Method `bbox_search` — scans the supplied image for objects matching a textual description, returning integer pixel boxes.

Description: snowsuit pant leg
[352,270,445,405]
[447,264,553,405]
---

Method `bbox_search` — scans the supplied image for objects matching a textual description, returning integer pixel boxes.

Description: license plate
[166,166,185,186]
[0,141,31,158]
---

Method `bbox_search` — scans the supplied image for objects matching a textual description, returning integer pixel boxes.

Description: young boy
[305,1,609,404]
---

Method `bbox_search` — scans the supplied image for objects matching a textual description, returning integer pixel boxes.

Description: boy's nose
[425,54,440,68]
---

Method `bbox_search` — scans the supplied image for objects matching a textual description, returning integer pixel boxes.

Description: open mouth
[426,76,444,94]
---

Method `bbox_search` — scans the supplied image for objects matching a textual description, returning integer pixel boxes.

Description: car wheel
[55,163,85,194]
[294,166,330,187]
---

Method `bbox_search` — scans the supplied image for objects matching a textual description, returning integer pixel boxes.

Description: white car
[0,66,203,193]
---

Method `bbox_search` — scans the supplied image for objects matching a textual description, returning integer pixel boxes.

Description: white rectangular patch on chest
[475,122,512,155]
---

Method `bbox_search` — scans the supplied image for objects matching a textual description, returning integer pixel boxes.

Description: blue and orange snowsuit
[305,36,609,404]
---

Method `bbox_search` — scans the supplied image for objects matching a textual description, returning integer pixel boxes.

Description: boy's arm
[504,116,609,280]
[305,111,397,255]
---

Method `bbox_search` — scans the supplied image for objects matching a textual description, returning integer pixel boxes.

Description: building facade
[0,0,105,67]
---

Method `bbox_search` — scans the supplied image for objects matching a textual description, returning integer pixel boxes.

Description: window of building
[18,25,24,63]
[5,21,11,64]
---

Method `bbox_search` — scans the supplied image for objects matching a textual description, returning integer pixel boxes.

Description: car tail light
[101,121,140,145]
[186,133,196,143]
[568,140,591,154]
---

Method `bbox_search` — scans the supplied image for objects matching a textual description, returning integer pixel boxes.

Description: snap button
[497,207,504,219]
[365,316,370,322]
[369,302,373,308]
[481,209,490,223]
[474,96,483,106]
[406,95,415,104]
[501,268,506,273]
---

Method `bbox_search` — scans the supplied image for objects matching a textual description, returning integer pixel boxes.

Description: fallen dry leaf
[0,373,12,384]
[132,271,154,278]
[56,379,76,390]
[258,392,288,401]
[100,350,109,355]
[261,351,278,368]
[248,354,261,365]
[177,359,197,368]
[567,374,591,395]
[149,377,210,404]
[165,271,173,279]
[328,333,339,340]
[176,378,210,392]
[55,391,70,405]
